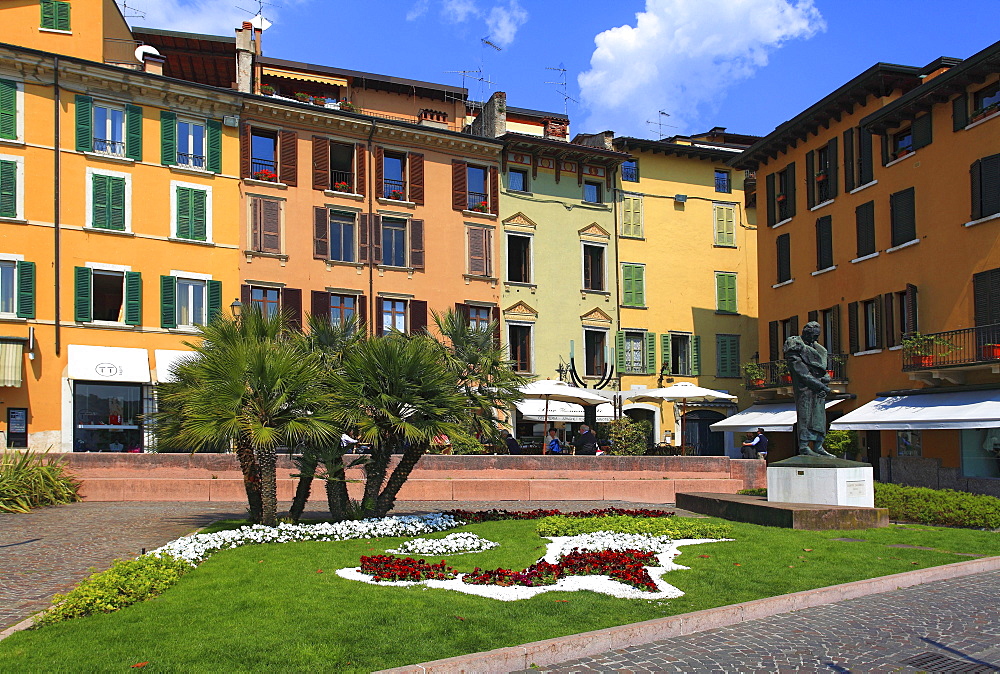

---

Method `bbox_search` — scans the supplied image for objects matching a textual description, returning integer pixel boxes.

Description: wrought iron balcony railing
[621,165,638,182]
[382,178,406,200]
[745,354,849,390]
[330,170,354,192]
[177,153,206,169]
[93,139,126,156]
[901,324,1000,371]
[467,191,489,211]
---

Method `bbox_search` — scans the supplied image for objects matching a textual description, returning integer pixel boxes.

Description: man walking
[742,428,768,458]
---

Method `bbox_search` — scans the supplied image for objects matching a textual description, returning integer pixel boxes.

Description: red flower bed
[443,507,675,523]
[558,549,659,591]
[462,561,562,588]
[359,555,457,582]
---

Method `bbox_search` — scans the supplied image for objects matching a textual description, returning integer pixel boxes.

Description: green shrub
[34,554,191,628]
[825,430,860,460]
[0,450,80,513]
[738,488,768,496]
[449,433,487,455]
[603,417,648,456]
[875,482,1000,529]
[536,515,731,539]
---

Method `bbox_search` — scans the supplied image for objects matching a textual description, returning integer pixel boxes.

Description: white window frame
[380,217,408,268]
[582,327,610,377]
[328,210,357,263]
[84,261,131,326]
[0,79,25,144]
[506,320,534,374]
[713,202,737,247]
[0,252,24,317]
[580,241,608,292]
[670,331,693,376]
[0,153,25,221]
[176,118,207,169]
[622,193,644,238]
[92,103,126,157]
[85,167,132,232]
[169,180,214,243]
[505,232,533,284]
[171,270,212,330]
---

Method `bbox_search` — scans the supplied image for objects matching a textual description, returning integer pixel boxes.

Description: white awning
[515,399,614,422]
[710,399,844,433]
[67,345,150,383]
[153,349,197,383]
[830,390,1000,430]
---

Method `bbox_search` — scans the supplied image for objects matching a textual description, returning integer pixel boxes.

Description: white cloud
[119,0,310,35]
[441,0,479,23]
[407,0,431,21]
[485,0,528,47]
[578,0,825,136]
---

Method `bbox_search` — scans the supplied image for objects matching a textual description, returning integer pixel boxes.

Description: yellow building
[0,0,242,450]
[610,129,759,452]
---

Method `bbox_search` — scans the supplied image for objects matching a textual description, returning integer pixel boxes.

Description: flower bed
[536,514,732,539]
[386,532,498,556]
[360,555,457,582]
[444,507,675,523]
[464,549,660,591]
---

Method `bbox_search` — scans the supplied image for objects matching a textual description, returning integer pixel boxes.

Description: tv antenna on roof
[235,0,278,29]
[545,65,578,116]
[444,68,494,109]
[646,110,677,139]
[117,1,145,19]
[481,37,502,52]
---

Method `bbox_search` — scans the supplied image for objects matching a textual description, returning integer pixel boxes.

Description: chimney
[469,91,507,139]
[142,53,165,76]
[235,22,254,93]
[418,109,449,129]
[573,131,614,149]
[544,118,568,140]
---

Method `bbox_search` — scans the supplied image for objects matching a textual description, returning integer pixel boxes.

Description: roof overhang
[711,400,844,433]
[614,136,744,162]
[500,133,628,166]
[830,389,1000,431]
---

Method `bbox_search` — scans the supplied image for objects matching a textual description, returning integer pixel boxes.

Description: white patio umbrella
[623,383,736,449]
[517,380,609,433]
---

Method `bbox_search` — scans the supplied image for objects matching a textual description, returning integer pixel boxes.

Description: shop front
[67,345,152,453]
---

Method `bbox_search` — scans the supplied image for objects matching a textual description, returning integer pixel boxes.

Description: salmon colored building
[0,0,242,451]
[733,40,1000,495]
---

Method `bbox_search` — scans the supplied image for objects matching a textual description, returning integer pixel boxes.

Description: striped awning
[0,341,23,387]
[261,66,348,88]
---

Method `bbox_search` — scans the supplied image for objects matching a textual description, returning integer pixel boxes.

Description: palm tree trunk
[362,440,390,511]
[289,446,319,523]
[372,442,425,518]
[235,438,263,524]
[257,446,278,526]
[318,445,350,521]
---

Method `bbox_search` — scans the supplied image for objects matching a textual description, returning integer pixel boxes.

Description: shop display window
[73,381,143,452]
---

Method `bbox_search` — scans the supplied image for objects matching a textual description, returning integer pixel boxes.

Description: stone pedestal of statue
[767,456,874,508]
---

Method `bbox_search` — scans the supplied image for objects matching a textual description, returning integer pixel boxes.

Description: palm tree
[154,307,337,525]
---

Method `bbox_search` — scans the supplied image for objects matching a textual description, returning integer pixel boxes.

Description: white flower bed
[337,532,733,601]
[150,514,463,565]
[386,532,498,556]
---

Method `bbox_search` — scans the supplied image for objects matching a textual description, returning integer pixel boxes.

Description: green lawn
[1,518,997,673]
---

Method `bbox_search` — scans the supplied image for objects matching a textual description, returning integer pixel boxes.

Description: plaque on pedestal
[767,456,875,507]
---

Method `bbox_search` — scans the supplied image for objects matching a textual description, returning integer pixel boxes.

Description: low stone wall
[59,453,766,504]
[880,456,1000,498]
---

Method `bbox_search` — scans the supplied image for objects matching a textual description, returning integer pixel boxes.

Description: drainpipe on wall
[366,120,377,336]
[53,56,61,356]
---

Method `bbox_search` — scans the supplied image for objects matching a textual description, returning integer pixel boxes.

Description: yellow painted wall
[1,0,132,63]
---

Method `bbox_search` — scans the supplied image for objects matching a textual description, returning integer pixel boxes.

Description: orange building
[733,40,1000,494]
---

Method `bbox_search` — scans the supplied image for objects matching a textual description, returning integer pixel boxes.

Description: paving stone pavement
[0,499,675,630]
[521,569,1000,674]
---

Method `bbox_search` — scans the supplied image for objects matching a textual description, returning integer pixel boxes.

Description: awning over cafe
[67,345,150,383]
[153,350,196,383]
[515,399,615,423]
[711,400,844,433]
[830,390,1000,430]
[0,340,23,387]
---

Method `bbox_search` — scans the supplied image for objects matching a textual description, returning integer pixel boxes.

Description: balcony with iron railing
[715,173,732,193]
[621,165,638,182]
[745,354,849,392]
[382,178,406,200]
[330,170,354,193]
[466,191,489,212]
[177,153,206,169]
[93,138,126,157]
[901,324,1000,378]
[250,158,278,182]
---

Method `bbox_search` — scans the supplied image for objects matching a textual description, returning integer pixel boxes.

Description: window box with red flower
[333,181,351,193]
[252,169,279,183]
[471,200,489,213]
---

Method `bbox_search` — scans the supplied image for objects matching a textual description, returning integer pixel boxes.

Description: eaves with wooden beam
[500,132,628,165]
[613,136,745,162]
[860,40,1000,134]
[730,63,924,171]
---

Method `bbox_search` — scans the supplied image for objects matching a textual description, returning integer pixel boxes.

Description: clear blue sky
[127,0,999,139]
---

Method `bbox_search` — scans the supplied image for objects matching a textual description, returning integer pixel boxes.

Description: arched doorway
[683,410,726,456]
[623,405,657,448]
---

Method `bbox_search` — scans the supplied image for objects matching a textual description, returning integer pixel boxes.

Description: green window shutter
[207,280,222,321]
[691,335,701,376]
[91,173,109,228]
[644,331,656,375]
[124,271,142,326]
[74,266,92,322]
[175,187,191,239]
[622,264,634,306]
[717,273,737,312]
[109,176,126,230]
[191,189,207,241]
[633,265,645,306]
[15,260,35,319]
[971,159,982,222]
[160,275,177,328]
[716,273,726,310]
[765,172,776,226]
[953,93,969,131]
[912,112,933,150]
[785,162,796,218]
[125,104,142,161]
[843,128,855,192]
[858,128,874,185]
[160,111,176,165]
[0,160,15,219]
[55,0,70,30]
[805,150,815,209]
[40,0,56,29]
[716,334,729,377]
[207,119,222,173]
[75,95,92,153]
[890,187,916,247]
[661,333,672,372]
[0,79,16,140]
[615,330,626,372]
[827,137,839,198]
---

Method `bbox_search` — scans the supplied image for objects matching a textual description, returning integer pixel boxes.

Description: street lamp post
[230,298,243,319]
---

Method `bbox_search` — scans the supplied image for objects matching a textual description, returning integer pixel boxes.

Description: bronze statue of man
[784,321,835,457]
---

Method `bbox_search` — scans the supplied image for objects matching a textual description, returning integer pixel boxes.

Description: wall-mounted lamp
[230,298,243,318]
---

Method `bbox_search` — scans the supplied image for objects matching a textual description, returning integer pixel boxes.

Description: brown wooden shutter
[374,146,384,198]
[357,295,368,331]
[805,150,816,209]
[489,165,499,215]
[311,290,329,321]
[577,162,584,186]
[768,320,779,361]
[843,128,855,192]
[261,199,281,253]
[881,133,890,166]
[785,162,796,218]
[808,310,818,323]
[278,130,297,186]
[831,304,842,354]
[904,284,918,334]
[358,213,369,262]
[355,143,367,197]
[765,172,776,226]
[789,315,799,336]
[409,153,424,205]
[912,111,932,150]
[873,294,884,349]
[953,92,969,131]
[971,159,983,221]
[531,152,538,179]
[409,300,427,335]
[981,154,1000,220]
[452,160,467,211]
[375,297,385,335]
[250,197,262,251]
[492,305,500,347]
[455,302,470,322]
[848,301,859,353]
[241,284,251,305]
[282,287,302,329]
[890,187,916,247]
[468,227,486,274]
[371,215,382,264]
[827,137,838,198]
[313,207,329,259]
[312,136,330,191]
[240,122,251,178]
[858,129,874,184]
[410,219,424,269]
[884,293,896,348]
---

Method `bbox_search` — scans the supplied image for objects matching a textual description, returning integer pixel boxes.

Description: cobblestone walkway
[525,569,1000,673]
[0,499,673,630]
